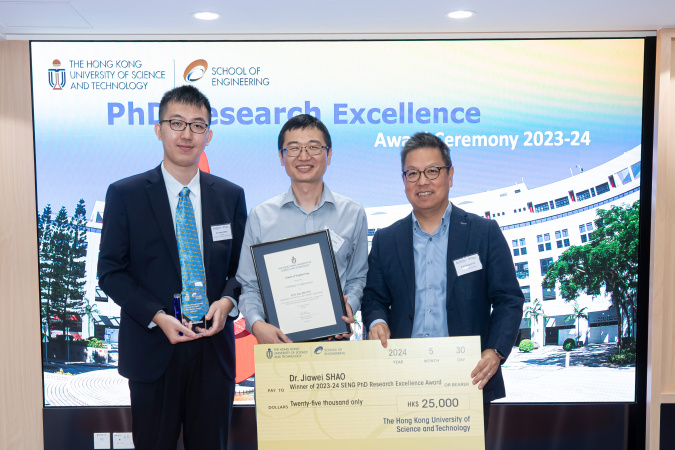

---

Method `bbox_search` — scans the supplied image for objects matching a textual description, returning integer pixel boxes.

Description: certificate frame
[250,230,349,342]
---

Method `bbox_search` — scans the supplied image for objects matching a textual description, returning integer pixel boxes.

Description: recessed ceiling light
[446,10,475,19]
[193,11,221,21]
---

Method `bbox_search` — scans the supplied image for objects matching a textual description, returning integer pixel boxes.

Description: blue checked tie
[176,187,209,321]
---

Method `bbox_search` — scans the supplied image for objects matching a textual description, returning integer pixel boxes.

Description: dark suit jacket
[361,205,524,402]
[98,165,246,383]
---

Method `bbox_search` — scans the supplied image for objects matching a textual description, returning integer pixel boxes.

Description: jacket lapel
[446,206,470,298]
[145,166,181,277]
[396,214,416,312]
[200,173,215,273]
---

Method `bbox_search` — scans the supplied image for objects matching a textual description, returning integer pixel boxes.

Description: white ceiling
[1,0,675,40]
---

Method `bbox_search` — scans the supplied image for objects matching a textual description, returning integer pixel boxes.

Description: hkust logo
[48,59,66,90]
[184,59,208,82]
[291,256,296,264]
[266,348,273,359]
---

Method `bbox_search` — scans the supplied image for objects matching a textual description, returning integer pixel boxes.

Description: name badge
[211,223,232,241]
[327,229,345,253]
[453,253,482,276]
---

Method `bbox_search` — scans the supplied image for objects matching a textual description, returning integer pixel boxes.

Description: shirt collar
[281,183,335,211]
[412,202,453,235]
[161,162,201,198]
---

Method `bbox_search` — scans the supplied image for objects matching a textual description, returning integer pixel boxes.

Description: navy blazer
[361,205,524,402]
[98,165,246,383]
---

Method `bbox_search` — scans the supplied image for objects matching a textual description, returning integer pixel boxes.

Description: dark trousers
[484,401,491,435]
[128,338,235,450]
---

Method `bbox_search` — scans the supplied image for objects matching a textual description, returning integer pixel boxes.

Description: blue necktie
[176,187,209,321]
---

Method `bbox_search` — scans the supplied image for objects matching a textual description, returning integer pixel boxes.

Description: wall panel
[647,28,675,450]
[0,40,44,450]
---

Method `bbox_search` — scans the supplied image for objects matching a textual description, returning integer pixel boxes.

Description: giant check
[254,336,485,450]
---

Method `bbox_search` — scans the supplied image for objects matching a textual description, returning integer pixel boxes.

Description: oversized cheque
[254,336,485,450]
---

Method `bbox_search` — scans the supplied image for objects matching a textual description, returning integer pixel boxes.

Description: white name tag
[211,223,232,241]
[453,253,482,276]
[328,229,345,253]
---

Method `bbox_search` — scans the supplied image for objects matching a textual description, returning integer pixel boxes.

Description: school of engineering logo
[48,59,66,90]
[314,346,324,355]
[184,59,208,82]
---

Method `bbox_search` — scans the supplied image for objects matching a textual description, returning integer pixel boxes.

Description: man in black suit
[362,132,524,433]
[98,85,246,449]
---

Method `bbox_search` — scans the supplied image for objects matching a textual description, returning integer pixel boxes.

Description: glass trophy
[174,281,211,332]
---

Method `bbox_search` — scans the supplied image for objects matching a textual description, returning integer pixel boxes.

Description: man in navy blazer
[98,86,246,449]
[362,132,524,432]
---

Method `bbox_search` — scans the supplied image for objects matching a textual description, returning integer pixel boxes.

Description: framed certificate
[251,230,350,342]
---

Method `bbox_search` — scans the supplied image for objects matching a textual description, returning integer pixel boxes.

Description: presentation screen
[32,39,646,408]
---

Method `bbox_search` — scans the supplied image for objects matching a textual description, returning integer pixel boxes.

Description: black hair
[277,114,332,150]
[158,85,212,123]
[400,132,452,170]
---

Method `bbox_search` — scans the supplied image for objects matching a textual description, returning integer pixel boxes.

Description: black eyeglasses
[402,166,451,183]
[281,145,330,157]
[159,119,209,134]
